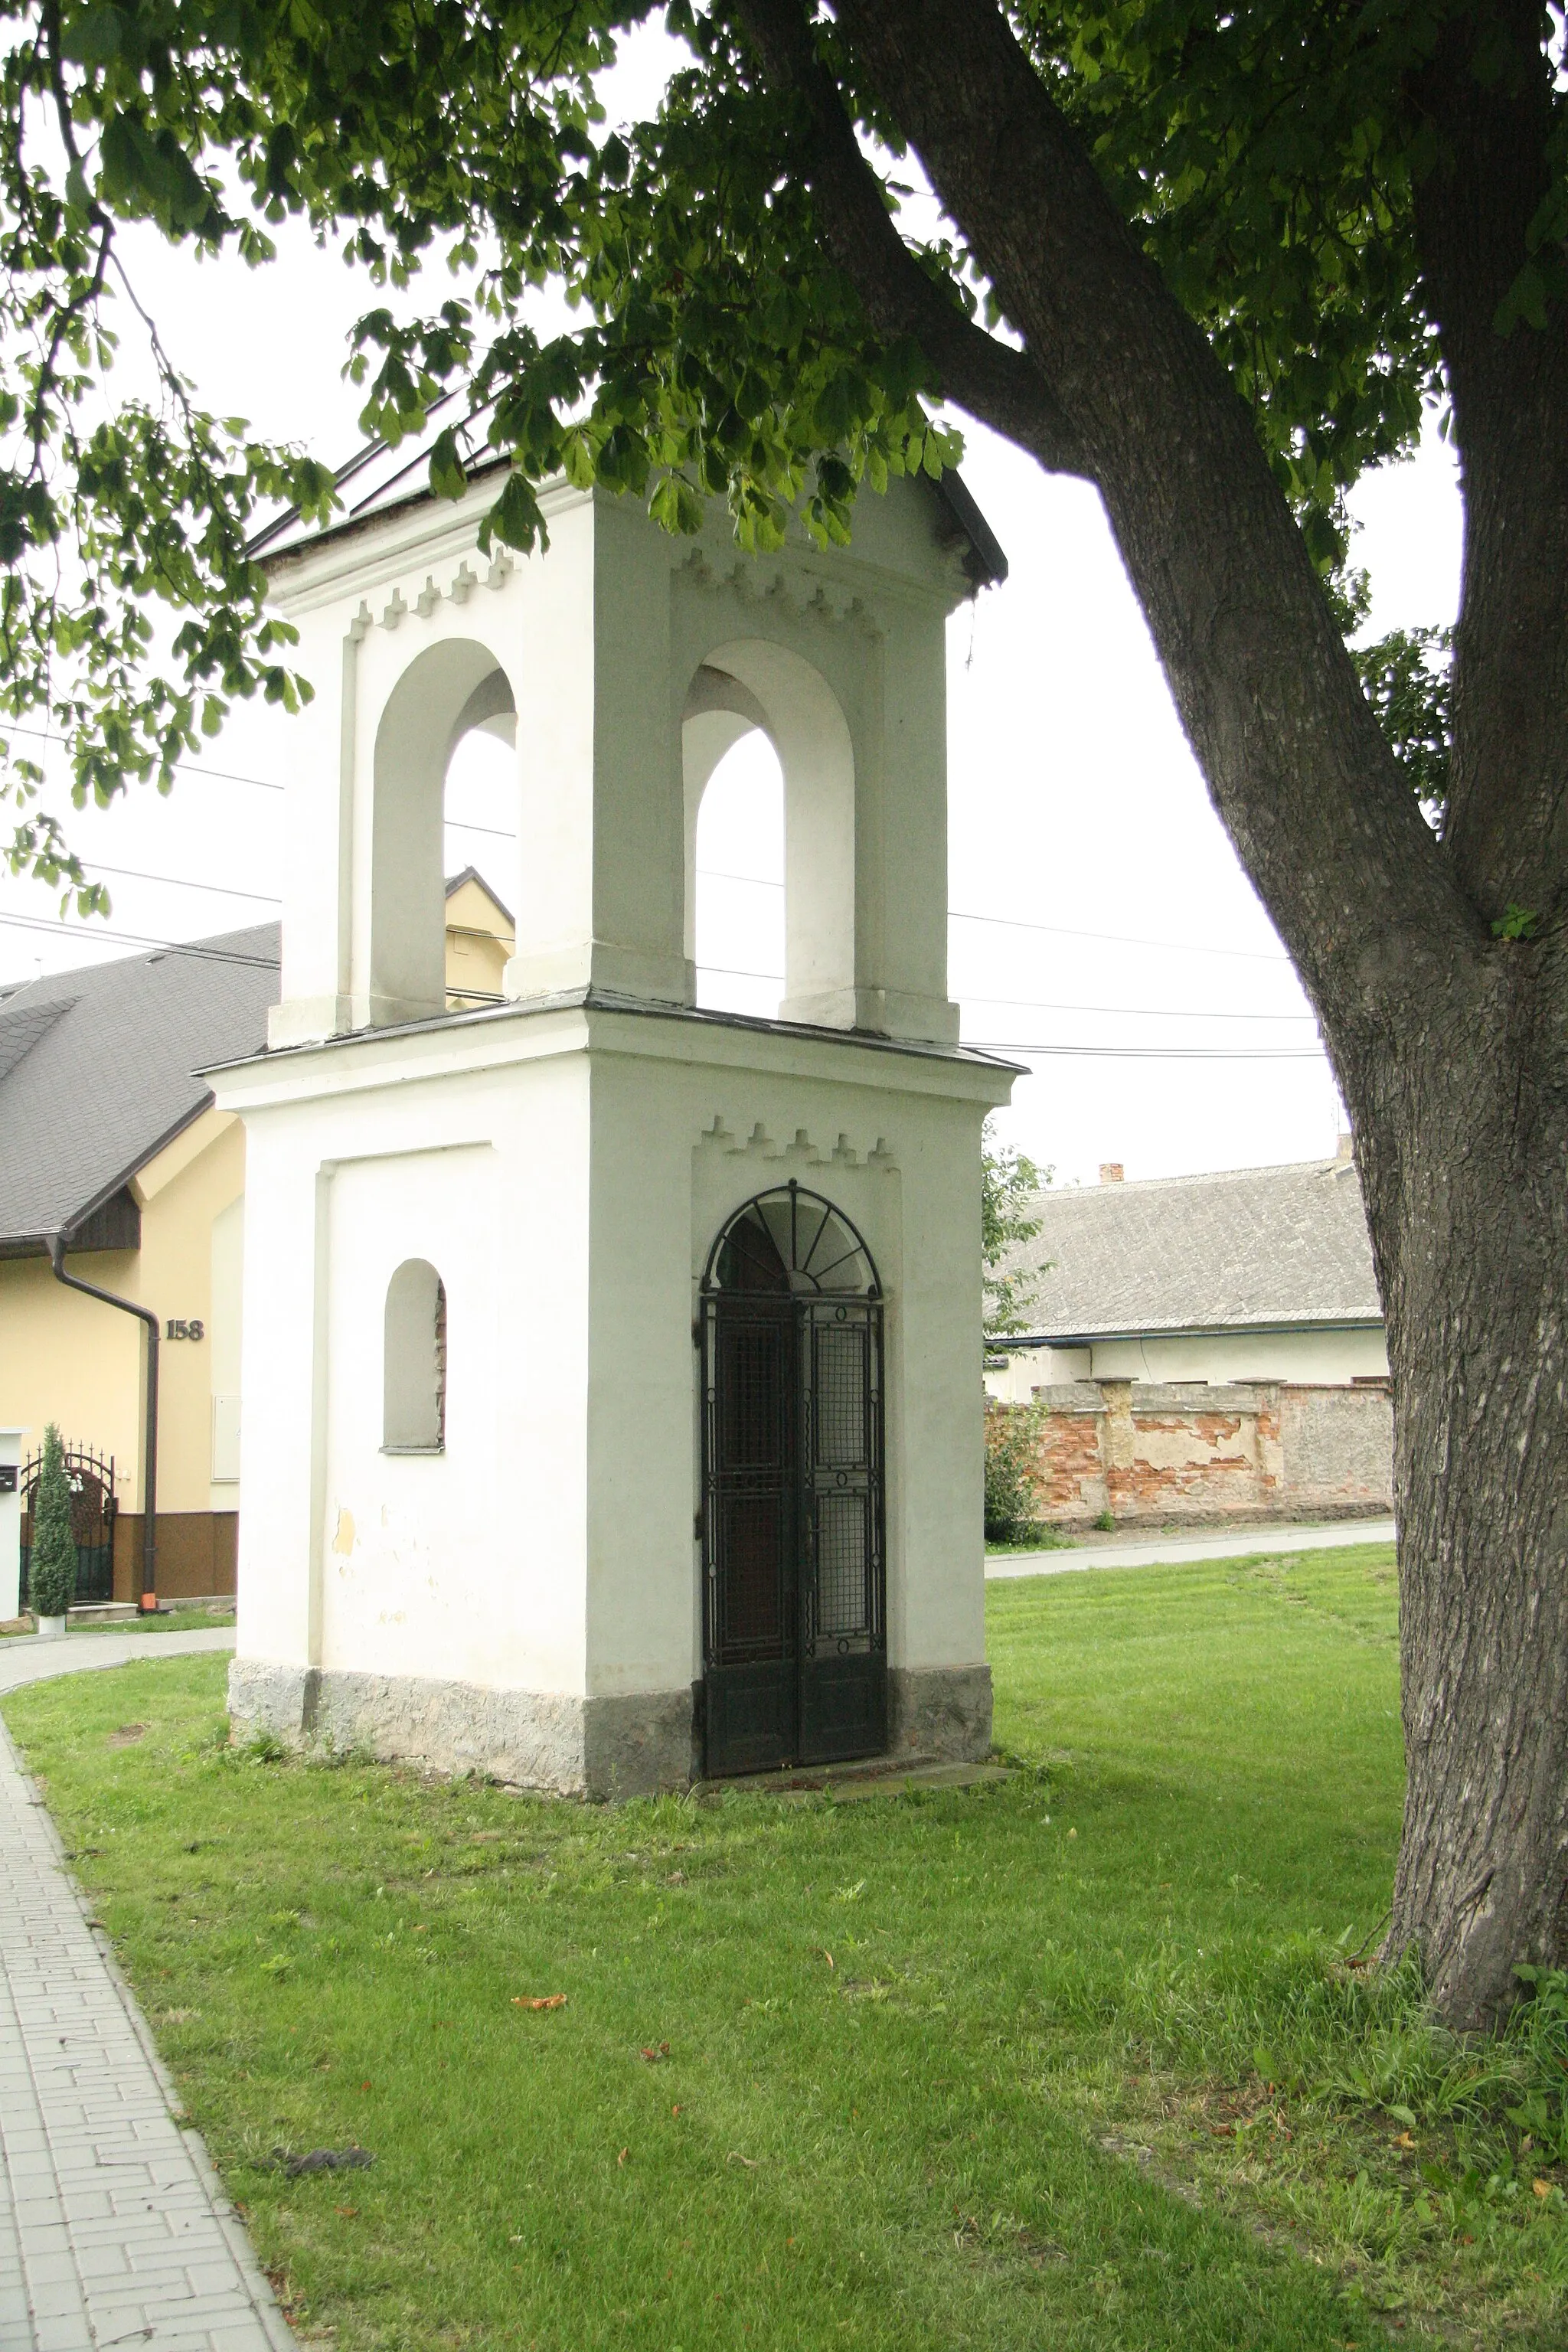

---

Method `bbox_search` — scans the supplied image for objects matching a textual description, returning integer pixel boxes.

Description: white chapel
[214,447,1017,1795]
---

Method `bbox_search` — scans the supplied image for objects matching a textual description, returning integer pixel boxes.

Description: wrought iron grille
[18,1445,117,1608]
[704,1304,795,1667]
[700,1184,886,1772]
[802,1300,884,1661]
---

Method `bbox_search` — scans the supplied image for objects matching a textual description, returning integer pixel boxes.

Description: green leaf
[60,5,125,65]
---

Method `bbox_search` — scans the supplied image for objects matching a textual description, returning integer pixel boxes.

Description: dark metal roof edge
[203,990,1025,1080]
[932,469,1008,586]
[0,1094,214,1255]
[998,1315,1387,1348]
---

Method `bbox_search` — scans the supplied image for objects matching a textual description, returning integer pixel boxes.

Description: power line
[7,731,1295,969]
[965,1037,1324,1062]
[695,865,1293,965]
[80,861,282,905]
[696,961,1312,1024]
[444,814,515,841]
[0,910,278,971]
[694,967,1325,1059]
[954,988,1312,1024]
[948,907,1291,963]
[8,720,519,835]
[0,907,1323,1054]
[3,720,286,792]
[3,769,1297,972]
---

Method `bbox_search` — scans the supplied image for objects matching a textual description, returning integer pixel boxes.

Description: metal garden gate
[699,1184,886,1778]
[18,1446,117,1608]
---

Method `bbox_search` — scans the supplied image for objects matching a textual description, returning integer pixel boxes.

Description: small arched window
[383,1259,446,1453]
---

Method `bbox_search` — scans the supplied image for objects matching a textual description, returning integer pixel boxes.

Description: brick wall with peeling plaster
[993,1378,1393,1528]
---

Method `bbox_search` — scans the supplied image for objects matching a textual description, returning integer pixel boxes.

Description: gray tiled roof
[0,924,279,1248]
[1011,1155,1382,1340]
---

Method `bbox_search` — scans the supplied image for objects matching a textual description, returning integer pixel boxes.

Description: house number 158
[165,1318,205,1341]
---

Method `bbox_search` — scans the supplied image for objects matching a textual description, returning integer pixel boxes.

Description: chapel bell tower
[215,456,1016,1794]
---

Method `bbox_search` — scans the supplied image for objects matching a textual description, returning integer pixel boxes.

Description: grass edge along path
[5,1544,1567,2351]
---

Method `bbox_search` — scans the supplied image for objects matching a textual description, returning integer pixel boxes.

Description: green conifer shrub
[29,1424,77,1619]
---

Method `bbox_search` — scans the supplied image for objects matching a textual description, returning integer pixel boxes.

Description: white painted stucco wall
[218,1005,1008,1707]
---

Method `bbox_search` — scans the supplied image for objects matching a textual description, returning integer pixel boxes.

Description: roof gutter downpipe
[47,1235,158,1613]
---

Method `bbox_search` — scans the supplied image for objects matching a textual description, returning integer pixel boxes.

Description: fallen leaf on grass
[618,2148,629,2166]
[512,1994,567,2011]
[823,1950,835,1968]
[727,2151,761,2169]
[334,2206,358,2219]
[1393,2132,1416,2150]
[1534,2178,1553,2199]
[640,2042,671,2062]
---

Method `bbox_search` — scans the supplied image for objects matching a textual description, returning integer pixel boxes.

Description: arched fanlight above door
[702,1182,880,1298]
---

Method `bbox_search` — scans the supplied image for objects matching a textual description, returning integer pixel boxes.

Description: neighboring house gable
[0,928,279,1599]
[443,868,515,1008]
[0,925,279,1258]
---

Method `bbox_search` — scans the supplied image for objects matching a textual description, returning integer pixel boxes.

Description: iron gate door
[799,1297,887,1764]
[699,1184,887,1779]
[701,1295,799,1776]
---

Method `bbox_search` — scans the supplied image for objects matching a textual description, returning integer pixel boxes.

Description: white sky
[0,34,1465,1187]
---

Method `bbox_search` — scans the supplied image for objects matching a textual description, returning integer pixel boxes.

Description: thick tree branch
[1411,1,1568,919]
[822,0,1476,1038]
[730,0,1090,477]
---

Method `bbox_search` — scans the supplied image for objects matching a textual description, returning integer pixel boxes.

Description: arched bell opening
[681,642,856,1029]
[697,1182,887,1779]
[443,668,518,1009]
[367,639,518,1027]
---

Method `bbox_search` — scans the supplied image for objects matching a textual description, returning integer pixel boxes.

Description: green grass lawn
[6,1544,1567,2351]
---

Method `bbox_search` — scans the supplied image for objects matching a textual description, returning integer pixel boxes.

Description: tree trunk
[734,0,1568,2028]
[1351,968,1568,2029]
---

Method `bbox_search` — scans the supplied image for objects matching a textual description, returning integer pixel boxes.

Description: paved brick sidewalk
[0,1629,298,2352]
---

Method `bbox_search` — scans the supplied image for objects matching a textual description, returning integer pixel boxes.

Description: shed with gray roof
[987,1149,1389,1398]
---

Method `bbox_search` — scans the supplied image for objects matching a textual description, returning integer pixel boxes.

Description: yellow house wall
[0,1109,246,1514]
[0,1250,140,1499]
[444,874,514,1006]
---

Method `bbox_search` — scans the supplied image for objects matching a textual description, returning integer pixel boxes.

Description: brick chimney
[1099,1161,1125,1184]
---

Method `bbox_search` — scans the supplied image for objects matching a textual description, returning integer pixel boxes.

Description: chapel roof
[247,394,1008,586]
[1006,1153,1383,1343]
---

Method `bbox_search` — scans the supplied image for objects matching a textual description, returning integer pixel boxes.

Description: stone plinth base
[887,1664,993,1764]
[227,1660,696,1799]
[227,1658,993,1796]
